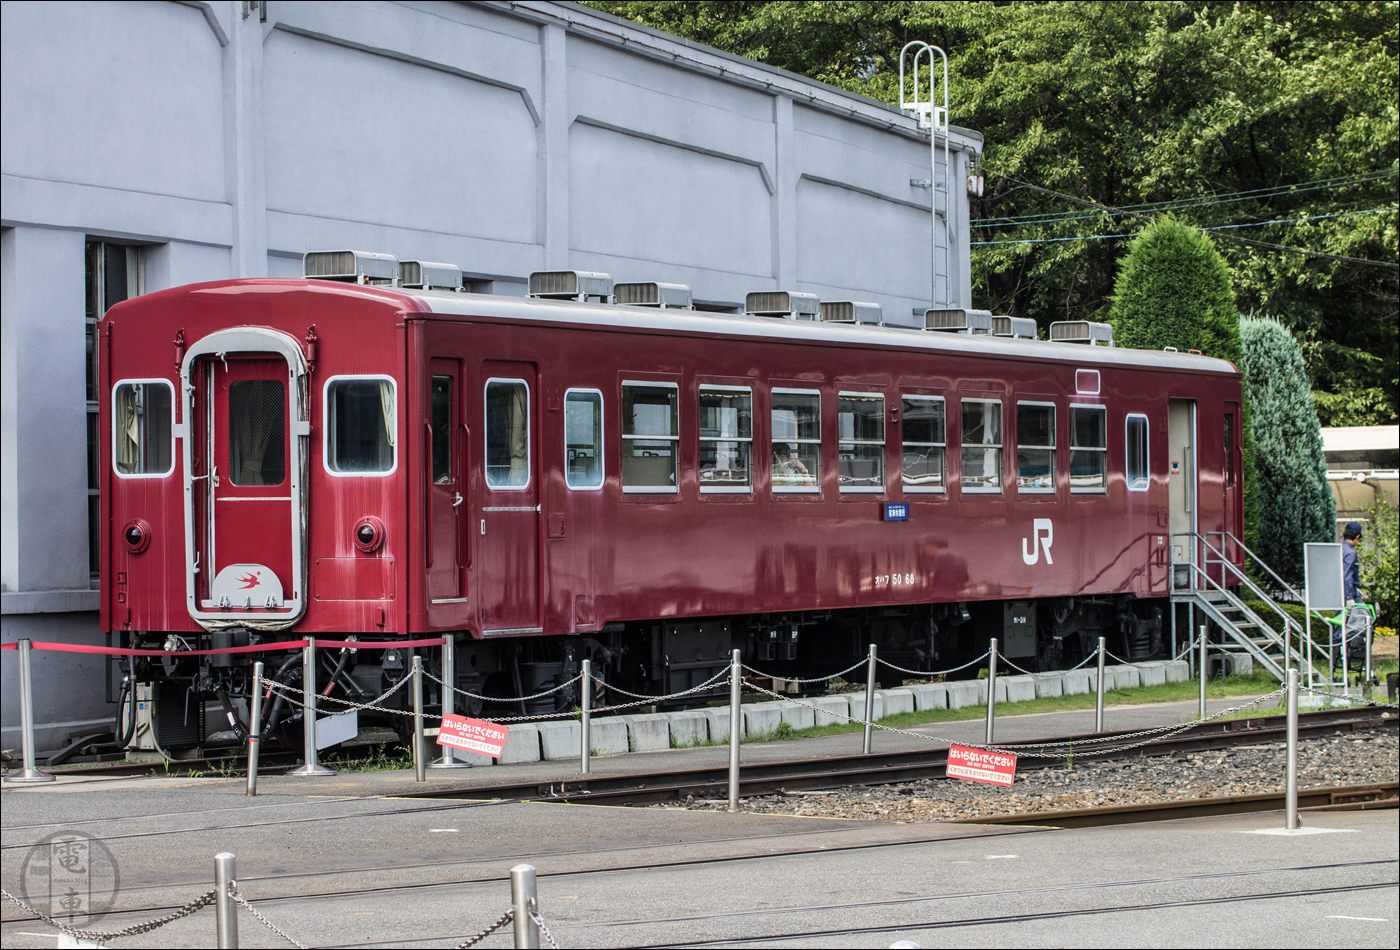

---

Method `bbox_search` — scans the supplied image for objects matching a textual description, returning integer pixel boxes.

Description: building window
[699,386,752,492]
[839,392,884,492]
[1070,404,1108,492]
[1016,402,1056,493]
[902,396,946,493]
[772,389,821,492]
[565,389,604,490]
[112,381,174,477]
[621,381,678,493]
[483,378,528,489]
[85,241,143,583]
[431,376,452,483]
[1126,414,1149,492]
[961,399,1003,493]
[324,376,396,477]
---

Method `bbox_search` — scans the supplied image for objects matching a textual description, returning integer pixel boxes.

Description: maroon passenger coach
[96,261,1243,747]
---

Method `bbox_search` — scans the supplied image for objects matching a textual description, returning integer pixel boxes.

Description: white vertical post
[510,863,539,949]
[430,638,468,769]
[1285,668,1300,830]
[984,638,998,744]
[6,639,54,783]
[727,649,741,812]
[246,661,264,796]
[580,658,592,775]
[862,644,877,755]
[1095,637,1106,733]
[412,655,426,783]
[1305,610,1314,689]
[1198,624,1208,720]
[1364,619,1372,690]
[289,637,333,775]
[214,852,238,949]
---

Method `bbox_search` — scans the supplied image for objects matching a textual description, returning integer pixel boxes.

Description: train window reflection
[565,390,604,490]
[961,399,1003,493]
[1070,404,1108,492]
[1016,402,1056,493]
[431,376,452,484]
[902,396,945,493]
[326,377,395,476]
[773,389,820,493]
[699,386,752,492]
[1126,414,1149,492]
[232,379,287,485]
[839,392,884,493]
[621,382,678,493]
[485,379,530,489]
[113,380,173,477]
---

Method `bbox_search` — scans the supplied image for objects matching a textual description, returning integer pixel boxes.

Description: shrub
[1359,500,1398,628]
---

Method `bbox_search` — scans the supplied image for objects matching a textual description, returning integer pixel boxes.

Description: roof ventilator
[1050,321,1115,346]
[992,315,1038,339]
[745,291,821,320]
[821,301,883,325]
[614,281,693,309]
[528,270,613,303]
[400,261,464,291]
[924,308,993,334]
[303,250,399,285]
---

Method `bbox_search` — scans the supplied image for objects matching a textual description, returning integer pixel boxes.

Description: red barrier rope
[0,636,447,657]
[316,638,446,649]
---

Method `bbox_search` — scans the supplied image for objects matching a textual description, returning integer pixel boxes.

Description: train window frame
[959,398,1003,494]
[323,375,399,478]
[838,391,886,494]
[1069,402,1108,494]
[621,379,680,495]
[1015,401,1056,494]
[698,384,753,494]
[1125,413,1149,492]
[111,378,175,479]
[483,377,532,491]
[901,394,946,494]
[564,388,605,491]
[771,388,822,495]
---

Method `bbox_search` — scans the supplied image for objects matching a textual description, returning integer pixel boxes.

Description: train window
[699,386,753,493]
[1070,404,1108,492]
[431,376,452,483]
[902,396,945,493]
[231,379,287,485]
[960,399,1002,493]
[485,379,530,489]
[621,381,679,493]
[838,392,884,493]
[112,380,173,477]
[1224,412,1236,487]
[565,389,604,490]
[1126,413,1149,492]
[772,389,821,492]
[1016,402,1056,493]
[325,377,395,477]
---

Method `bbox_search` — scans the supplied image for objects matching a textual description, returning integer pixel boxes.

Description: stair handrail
[1178,557,1286,679]
[1211,530,1305,604]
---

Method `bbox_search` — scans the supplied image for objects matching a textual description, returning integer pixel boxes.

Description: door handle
[453,492,463,507]
[211,465,220,489]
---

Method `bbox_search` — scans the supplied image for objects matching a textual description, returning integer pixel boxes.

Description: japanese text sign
[437,714,509,758]
[946,743,1017,786]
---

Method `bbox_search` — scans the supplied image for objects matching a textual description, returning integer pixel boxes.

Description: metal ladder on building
[1170,532,1326,685]
[899,42,952,308]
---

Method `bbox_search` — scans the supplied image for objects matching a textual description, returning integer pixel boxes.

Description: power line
[972,206,1395,245]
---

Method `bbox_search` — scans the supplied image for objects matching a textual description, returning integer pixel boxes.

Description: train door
[1223,402,1240,558]
[428,359,466,602]
[477,360,541,634]
[1167,399,1197,583]
[207,356,295,606]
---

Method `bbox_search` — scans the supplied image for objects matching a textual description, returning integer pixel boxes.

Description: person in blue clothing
[1342,521,1363,604]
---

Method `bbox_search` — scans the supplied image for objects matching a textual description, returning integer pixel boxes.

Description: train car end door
[428,360,467,602]
[1167,398,1197,585]
[477,361,541,634]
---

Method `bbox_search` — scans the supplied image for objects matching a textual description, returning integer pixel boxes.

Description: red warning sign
[946,744,1017,786]
[437,714,510,758]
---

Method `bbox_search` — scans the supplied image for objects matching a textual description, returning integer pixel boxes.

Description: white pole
[412,655,426,783]
[580,658,592,775]
[289,637,333,776]
[1095,636,1106,733]
[510,864,540,949]
[1285,668,1300,830]
[6,639,54,783]
[985,638,998,744]
[214,852,238,949]
[430,638,468,769]
[862,644,877,755]
[1198,624,1208,720]
[727,649,741,812]
[246,661,263,796]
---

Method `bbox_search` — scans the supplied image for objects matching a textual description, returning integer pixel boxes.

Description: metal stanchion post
[985,638,998,744]
[246,662,264,796]
[862,644,877,755]
[580,658,592,775]
[1285,668,1299,830]
[727,649,741,813]
[1198,624,1208,720]
[289,638,333,776]
[1364,621,1372,693]
[6,639,54,783]
[214,852,238,949]
[412,656,426,782]
[430,638,468,769]
[511,863,540,949]
[1095,636,1106,733]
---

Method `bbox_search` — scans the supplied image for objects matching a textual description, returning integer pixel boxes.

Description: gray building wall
[0,0,980,751]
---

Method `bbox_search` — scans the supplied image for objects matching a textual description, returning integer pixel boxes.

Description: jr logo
[1022,518,1054,566]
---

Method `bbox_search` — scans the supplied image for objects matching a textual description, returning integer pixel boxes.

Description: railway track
[398,705,1395,807]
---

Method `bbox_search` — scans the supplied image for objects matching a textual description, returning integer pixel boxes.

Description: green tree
[1358,500,1398,628]
[1238,317,1336,584]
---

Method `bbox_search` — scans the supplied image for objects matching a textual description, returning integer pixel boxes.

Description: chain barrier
[456,909,515,949]
[229,882,307,948]
[1300,685,1400,711]
[992,654,1037,676]
[1065,651,1099,672]
[873,651,992,679]
[584,670,732,716]
[1,885,216,943]
[314,672,409,713]
[265,681,439,721]
[425,669,585,705]
[741,658,870,684]
[532,910,561,950]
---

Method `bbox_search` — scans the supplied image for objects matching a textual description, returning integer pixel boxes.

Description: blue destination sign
[883,503,910,522]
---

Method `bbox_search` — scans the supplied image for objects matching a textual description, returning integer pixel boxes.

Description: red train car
[98,266,1243,747]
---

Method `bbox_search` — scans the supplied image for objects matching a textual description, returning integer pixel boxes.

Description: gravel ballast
[674,734,1398,822]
